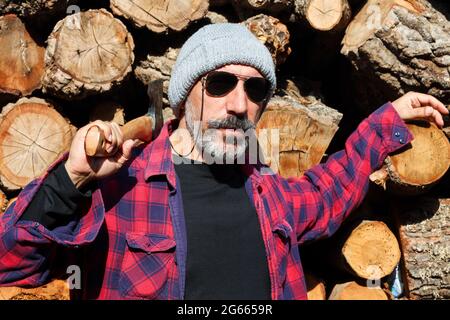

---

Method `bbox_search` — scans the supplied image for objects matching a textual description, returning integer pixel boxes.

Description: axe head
[147,79,164,140]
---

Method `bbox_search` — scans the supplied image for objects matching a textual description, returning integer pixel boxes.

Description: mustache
[207,116,255,131]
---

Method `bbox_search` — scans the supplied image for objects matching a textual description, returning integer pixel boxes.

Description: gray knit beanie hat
[168,23,276,113]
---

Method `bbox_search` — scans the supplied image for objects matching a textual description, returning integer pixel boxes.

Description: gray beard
[184,99,254,163]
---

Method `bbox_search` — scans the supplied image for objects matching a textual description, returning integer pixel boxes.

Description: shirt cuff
[368,102,414,154]
[55,161,93,199]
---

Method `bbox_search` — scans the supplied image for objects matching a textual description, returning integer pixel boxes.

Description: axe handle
[85,116,154,157]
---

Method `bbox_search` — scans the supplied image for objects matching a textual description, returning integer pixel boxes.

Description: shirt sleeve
[19,161,92,230]
[284,102,414,244]
[0,154,106,287]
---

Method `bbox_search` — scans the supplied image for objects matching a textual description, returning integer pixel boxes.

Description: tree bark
[328,281,390,300]
[42,9,135,100]
[256,93,342,178]
[341,0,450,112]
[370,121,450,195]
[341,220,401,280]
[0,15,45,99]
[294,0,352,32]
[110,0,209,33]
[0,97,75,192]
[0,0,74,18]
[392,196,450,299]
[243,14,291,66]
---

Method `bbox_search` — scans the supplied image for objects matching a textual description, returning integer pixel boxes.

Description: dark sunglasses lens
[206,72,238,96]
[245,77,270,103]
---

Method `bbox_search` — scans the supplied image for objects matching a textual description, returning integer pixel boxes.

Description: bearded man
[0,23,447,300]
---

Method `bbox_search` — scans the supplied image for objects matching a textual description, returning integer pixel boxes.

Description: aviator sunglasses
[202,71,271,104]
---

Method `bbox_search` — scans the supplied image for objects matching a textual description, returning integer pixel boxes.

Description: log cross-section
[341,0,450,103]
[110,0,209,33]
[0,0,71,18]
[0,14,45,97]
[42,9,135,99]
[0,98,74,191]
[329,281,390,300]
[342,220,401,280]
[295,0,352,32]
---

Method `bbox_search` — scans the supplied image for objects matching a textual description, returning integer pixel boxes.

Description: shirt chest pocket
[119,232,177,299]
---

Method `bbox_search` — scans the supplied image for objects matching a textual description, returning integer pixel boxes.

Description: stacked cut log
[110,0,209,33]
[305,272,327,300]
[0,14,45,101]
[256,91,342,178]
[135,47,179,108]
[0,0,73,18]
[294,0,352,32]
[391,196,450,299]
[135,14,290,119]
[255,51,343,178]
[341,220,401,280]
[341,0,450,112]
[42,9,135,99]
[0,97,75,191]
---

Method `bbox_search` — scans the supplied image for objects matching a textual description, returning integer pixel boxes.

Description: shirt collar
[143,119,178,188]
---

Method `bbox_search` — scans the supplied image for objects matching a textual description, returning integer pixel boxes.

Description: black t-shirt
[173,155,270,300]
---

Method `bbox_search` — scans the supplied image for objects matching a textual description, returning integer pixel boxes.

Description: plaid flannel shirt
[0,102,413,299]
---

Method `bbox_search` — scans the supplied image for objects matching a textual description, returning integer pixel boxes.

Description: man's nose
[225,81,249,116]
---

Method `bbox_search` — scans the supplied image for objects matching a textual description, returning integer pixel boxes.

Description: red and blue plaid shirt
[0,102,412,299]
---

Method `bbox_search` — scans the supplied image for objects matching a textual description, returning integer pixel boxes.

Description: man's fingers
[122,139,138,158]
[431,109,445,127]
[109,122,123,153]
[89,120,112,140]
[86,121,121,154]
[114,139,137,165]
[411,106,445,127]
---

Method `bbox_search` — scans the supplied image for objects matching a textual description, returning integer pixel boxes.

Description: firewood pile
[0,0,448,300]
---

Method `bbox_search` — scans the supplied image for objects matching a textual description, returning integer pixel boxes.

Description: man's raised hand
[391,92,449,128]
[64,121,139,189]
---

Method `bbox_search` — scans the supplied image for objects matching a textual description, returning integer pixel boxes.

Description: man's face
[183,64,267,163]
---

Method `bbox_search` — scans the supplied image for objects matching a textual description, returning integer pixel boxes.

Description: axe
[84,80,164,157]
